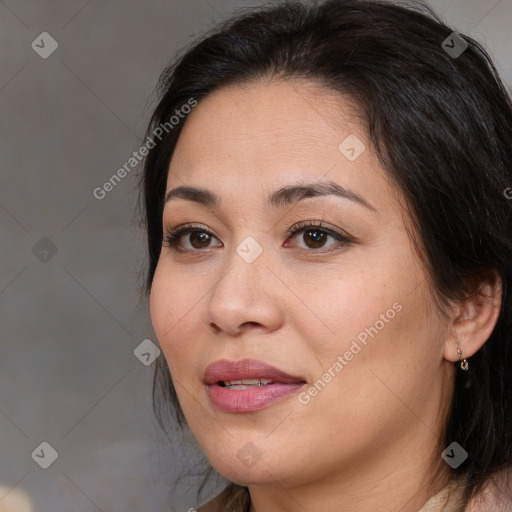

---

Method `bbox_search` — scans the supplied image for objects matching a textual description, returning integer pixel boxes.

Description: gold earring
[457,347,469,371]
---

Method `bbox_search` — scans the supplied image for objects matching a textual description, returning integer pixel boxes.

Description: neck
[247,431,452,512]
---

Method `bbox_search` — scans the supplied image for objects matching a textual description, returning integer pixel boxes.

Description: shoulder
[466,468,512,512]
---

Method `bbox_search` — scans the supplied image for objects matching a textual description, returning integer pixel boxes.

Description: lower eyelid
[285,233,349,253]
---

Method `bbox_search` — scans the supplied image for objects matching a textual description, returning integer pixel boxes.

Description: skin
[149,79,502,512]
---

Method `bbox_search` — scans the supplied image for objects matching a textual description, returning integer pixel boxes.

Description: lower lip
[206,382,305,413]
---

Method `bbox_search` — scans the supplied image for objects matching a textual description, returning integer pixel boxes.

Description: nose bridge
[214,233,269,300]
[204,232,281,333]
[235,234,266,266]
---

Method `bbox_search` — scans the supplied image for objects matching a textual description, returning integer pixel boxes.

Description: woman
[139,1,512,510]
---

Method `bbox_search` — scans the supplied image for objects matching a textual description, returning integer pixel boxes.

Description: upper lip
[203,359,306,385]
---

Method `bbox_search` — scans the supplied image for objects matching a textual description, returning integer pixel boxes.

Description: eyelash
[163,220,352,254]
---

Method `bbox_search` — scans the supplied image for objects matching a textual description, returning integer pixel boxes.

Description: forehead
[165,79,399,216]
[170,79,357,168]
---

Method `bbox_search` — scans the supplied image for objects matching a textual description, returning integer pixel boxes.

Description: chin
[203,446,285,486]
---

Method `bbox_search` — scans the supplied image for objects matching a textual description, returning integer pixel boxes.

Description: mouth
[203,359,306,413]
[218,378,274,390]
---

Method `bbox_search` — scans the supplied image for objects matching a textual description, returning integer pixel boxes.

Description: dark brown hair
[139,0,512,509]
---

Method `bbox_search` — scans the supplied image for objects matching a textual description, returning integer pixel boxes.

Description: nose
[204,241,284,337]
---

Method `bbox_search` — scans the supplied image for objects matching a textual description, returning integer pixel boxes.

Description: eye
[285,220,351,252]
[162,220,352,253]
[163,223,222,252]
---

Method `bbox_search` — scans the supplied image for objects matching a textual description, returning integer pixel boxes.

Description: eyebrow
[164,180,375,211]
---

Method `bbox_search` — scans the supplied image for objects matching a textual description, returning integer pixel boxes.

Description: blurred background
[0,0,510,510]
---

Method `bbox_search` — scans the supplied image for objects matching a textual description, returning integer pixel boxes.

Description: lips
[203,359,306,413]
[203,359,305,385]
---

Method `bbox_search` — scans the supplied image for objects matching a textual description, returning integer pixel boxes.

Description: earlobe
[443,269,502,364]
[456,347,469,371]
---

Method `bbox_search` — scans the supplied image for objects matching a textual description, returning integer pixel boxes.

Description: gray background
[0,0,510,511]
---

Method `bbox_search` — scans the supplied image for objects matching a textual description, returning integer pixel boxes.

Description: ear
[443,269,503,363]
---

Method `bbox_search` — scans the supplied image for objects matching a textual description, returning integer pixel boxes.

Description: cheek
[291,267,402,359]
[149,263,201,370]
[149,268,174,347]
[294,261,436,403]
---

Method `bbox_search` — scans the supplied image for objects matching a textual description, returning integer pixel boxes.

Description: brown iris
[189,231,212,249]
[303,229,327,249]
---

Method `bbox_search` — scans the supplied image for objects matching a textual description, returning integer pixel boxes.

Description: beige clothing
[417,479,465,512]
[197,479,466,512]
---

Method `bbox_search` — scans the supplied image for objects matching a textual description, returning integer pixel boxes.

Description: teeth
[222,378,273,389]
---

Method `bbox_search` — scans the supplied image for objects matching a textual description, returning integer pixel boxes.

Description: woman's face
[150,79,455,488]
